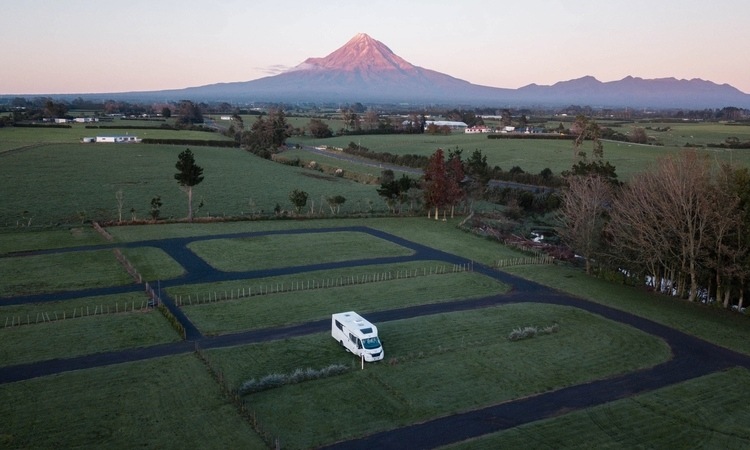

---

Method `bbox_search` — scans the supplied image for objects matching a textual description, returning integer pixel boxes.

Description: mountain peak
[293,33,416,73]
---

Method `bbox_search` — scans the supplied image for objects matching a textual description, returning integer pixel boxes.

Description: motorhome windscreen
[362,337,381,349]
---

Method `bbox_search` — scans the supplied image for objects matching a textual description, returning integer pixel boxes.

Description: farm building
[93,136,142,143]
[424,120,468,130]
[465,125,491,134]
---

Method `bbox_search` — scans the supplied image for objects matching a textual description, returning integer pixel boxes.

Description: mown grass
[290,122,750,181]
[105,217,529,265]
[205,304,670,449]
[445,367,750,449]
[0,354,267,449]
[0,249,134,297]
[505,264,750,356]
[119,246,185,280]
[187,230,414,271]
[180,271,506,335]
[0,226,103,255]
[0,307,179,366]
[0,141,386,228]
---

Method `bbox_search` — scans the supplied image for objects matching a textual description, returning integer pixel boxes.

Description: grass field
[446,367,750,449]
[2,119,750,448]
[289,121,750,180]
[2,121,749,230]
[2,217,749,448]
[205,304,670,449]
[180,271,505,335]
[0,354,267,449]
[0,142,385,228]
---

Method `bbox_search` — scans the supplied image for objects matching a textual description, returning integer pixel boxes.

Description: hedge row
[488,133,575,140]
[141,138,239,148]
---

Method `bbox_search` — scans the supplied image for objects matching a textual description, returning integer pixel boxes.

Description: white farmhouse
[95,135,142,143]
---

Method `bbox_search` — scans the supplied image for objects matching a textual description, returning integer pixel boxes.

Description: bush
[238,364,349,395]
[507,323,559,341]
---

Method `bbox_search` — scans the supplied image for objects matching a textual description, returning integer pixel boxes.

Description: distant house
[94,135,142,143]
[74,117,99,123]
[501,126,516,133]
[465,125,491,134]
[424,120,468,130]
[54,118,69,124]
[81,137,95,143]
[220,116,232,121]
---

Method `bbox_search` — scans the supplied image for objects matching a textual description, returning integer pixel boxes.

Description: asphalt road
[2,225,750,448]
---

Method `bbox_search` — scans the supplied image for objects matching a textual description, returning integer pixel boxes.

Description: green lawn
[205,304,670,449]
[0,141,386,228]
[506,264,750,356]
[0,354,267,449]
[180,271,506,335]
[187,230,414,271]
[0,226,104,255]
[0,306,179,366]
[445,367,750,449]
[0,249,134,297]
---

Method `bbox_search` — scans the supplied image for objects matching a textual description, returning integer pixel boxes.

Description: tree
[607,151,713,301]
[175,100,203,125]
[289,189,308,214]
[326,195,346,215]
[629,127,648,144]
[149,196,162,221]
[377,173,418,214]
[445,152,465,217]
[115,189,125,223]
[423,149,449,219]
[161,107,172,118]
[174,149,204,221]
[307,118,333,138]
[557,175,613,275]
[242,109,291,158]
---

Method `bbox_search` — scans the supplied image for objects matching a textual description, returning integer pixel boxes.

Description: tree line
[559,150,750,311]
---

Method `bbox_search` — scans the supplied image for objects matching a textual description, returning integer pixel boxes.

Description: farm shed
[424,120,468,130]
[95,135,142,143]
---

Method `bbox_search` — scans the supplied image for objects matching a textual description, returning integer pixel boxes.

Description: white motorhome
[331,311,384,362]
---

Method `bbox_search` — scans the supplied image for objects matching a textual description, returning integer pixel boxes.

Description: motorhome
[331,311,384,362]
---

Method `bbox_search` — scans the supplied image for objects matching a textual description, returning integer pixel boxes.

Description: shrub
[508,323,559,341]
[238,364,349,395]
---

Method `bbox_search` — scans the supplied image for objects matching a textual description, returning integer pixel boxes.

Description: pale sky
[2,0,749,95]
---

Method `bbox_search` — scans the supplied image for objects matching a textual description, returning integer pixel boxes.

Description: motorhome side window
[349,333,356,343]
[335,320,343,331]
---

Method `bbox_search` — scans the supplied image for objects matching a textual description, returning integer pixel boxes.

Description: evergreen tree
[174,149,204,221]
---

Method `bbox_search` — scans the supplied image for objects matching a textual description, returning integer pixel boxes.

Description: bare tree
[608,151,713,301]
[115,189,124,223]
[557,174,613,274]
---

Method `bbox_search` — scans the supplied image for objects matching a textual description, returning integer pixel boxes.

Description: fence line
[2,299,153,328]
[92,221,114,241]
[175,262,474,307]
[495,254,554,268]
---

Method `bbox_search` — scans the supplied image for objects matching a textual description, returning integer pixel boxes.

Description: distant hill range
[32,33,750,108]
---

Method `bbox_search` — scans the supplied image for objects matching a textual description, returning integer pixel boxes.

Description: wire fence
[2,299,155,328]
[495,253,554,268]
[175,262,474,306]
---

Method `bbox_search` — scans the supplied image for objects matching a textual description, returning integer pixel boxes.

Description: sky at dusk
[2,0,749,96]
